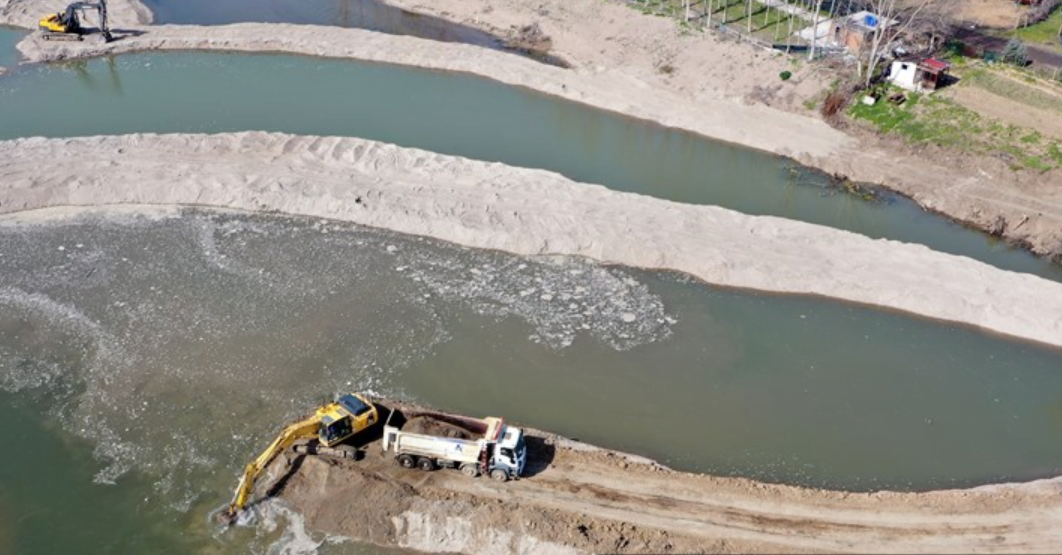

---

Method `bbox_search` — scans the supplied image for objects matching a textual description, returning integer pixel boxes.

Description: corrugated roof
[921,58,950,72]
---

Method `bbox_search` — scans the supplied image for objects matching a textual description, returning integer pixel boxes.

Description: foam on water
[0,208,672,554]
[257,500,326,555]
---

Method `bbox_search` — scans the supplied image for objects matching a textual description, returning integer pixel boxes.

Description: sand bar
[2,131,1061,349]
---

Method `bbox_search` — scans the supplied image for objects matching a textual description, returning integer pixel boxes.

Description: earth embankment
[273,403,1062,554]
[2,132,1062,350]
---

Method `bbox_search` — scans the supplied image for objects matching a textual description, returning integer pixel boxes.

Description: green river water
[143,0,505,48]
[0,52,1060,281]
[2,210,1062,555]
[0,27,24,69]
[2,26,1062,555]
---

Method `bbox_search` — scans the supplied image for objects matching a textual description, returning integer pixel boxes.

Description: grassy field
[1012,4,1062,47]
[961,65,1062,113]
[849,82,1062,172]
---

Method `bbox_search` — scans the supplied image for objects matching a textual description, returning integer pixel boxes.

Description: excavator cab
[318,393,377,446]
[39,11,77,34]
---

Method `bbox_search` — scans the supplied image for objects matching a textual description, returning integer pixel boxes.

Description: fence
[623,0,848,60]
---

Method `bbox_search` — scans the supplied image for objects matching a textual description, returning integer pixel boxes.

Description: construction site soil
[258,400,1062,554]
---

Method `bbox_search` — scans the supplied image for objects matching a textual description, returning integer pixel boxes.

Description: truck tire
[461,463,480,478]
[397,454,415,469]
[418,457,435,471]
[490,468,509,482]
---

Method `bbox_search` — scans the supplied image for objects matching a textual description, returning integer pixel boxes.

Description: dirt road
[275,405,1062,554]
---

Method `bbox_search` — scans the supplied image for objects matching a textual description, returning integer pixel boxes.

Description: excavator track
[41,33,83,41]
[294,443,360,460]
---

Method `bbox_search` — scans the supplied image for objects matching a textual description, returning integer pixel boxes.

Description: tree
[857,0,937,87]
[1002,37,1029,66]
[808,0,825,61]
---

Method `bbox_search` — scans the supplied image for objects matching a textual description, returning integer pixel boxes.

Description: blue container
[864,14,878,28]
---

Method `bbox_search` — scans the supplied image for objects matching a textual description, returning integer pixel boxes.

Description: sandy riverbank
[7,4,1062,258]
[3,131,1062,350]
[382,0,1062,257]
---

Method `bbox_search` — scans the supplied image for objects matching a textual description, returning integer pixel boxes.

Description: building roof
[920,58,950,72]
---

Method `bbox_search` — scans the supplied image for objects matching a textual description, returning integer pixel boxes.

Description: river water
[143,0,505,50]
[2,210,1062,555]
[2,20,1062,555]
[0,52,1058,281]
[0,27,24,69]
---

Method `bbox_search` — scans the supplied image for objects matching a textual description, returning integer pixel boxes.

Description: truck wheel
[490,468,509,482]
[461,463,480,478]
[418,457,435,471]
[397,454,415,469]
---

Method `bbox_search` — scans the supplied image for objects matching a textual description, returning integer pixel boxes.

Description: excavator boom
[221,392,378,523]
[226,414,322,518]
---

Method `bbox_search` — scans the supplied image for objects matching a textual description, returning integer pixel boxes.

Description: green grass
[849,84,1062,172]
[1012,4,1062,46]
[962,66,1062,114]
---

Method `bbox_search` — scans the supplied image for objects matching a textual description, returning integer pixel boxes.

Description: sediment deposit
[2,132,1061,349]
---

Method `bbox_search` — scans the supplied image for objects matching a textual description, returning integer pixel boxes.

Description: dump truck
[382,411,526,481]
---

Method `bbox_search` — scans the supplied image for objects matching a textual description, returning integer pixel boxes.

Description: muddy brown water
[2,209,1062,554]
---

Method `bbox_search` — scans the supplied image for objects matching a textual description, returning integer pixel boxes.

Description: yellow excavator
[38,0,111,42]
[221,392,379,523]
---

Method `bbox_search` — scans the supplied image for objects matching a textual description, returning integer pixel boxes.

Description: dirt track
[273,404,1062,554]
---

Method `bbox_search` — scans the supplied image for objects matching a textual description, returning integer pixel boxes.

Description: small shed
[831,11,895,54]
[918,58,950,91]
[887,58,950,92]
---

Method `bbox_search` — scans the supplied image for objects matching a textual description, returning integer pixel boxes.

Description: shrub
[1002,38,1029,66]
[779,70,792,81]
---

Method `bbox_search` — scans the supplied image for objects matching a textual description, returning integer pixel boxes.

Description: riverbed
[1,51,1059,282]
[4,5,1062,553]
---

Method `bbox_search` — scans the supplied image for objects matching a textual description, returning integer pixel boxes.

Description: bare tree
[808,0,825,61]
[858,0,938,86]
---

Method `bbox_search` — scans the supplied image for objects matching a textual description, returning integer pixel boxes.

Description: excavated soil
[267,401,1062,554]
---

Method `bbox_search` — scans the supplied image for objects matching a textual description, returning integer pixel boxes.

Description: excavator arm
[225,414,322,519]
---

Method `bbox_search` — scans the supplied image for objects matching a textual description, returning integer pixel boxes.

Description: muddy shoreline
[263,399,1062,554]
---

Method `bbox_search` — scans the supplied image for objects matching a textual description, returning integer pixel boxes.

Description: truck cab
[491,424,527,479]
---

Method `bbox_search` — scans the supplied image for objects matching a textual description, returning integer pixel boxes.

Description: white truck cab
[494,424,527,479]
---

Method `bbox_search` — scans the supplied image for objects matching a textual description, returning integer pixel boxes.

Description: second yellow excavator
[38,0,112,42]
[221,392,379,523]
